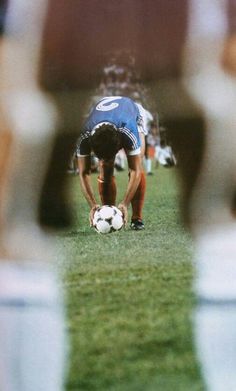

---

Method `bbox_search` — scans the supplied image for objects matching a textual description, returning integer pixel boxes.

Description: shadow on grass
[63,229,95,238]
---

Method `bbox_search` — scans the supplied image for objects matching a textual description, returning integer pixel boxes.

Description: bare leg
[131,133,146,222]
[98,159,117,205]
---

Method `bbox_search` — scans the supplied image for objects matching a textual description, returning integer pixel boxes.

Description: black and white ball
[93,205,124,234]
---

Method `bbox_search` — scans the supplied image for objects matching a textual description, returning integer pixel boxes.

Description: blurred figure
[135,103,154,175]
[181,1,236,390]
[145,121,159,175]
[114,149,126,172]
[0,1,66,390]
[93,51,151,105]
[155,126,177,168]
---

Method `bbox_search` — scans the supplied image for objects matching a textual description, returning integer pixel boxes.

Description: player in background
[145,120,159,175]
[145,121,177,173]
[76,96,148,230]
[155,126,177,168]
[135,103,154,175]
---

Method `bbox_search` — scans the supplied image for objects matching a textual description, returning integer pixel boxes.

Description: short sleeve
[120,128,141,155]
[76,133,91,157]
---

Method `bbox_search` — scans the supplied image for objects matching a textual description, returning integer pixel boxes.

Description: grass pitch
[58,167,205,391]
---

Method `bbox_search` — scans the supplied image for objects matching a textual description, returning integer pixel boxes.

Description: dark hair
[90,124,121,160]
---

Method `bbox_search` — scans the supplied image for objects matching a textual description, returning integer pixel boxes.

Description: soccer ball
[93,205,124,234]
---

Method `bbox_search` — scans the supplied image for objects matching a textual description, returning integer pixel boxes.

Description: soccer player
[76,96,147,230]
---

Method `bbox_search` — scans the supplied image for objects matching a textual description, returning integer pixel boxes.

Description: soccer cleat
[130,219,145,230]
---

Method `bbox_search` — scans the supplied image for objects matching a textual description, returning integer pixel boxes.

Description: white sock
[145,158,152,173]
[194,226,236,391]
[0,262,67,391]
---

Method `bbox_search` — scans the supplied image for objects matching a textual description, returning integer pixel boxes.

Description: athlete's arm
[118,154,142,223]
[77,156,100,224]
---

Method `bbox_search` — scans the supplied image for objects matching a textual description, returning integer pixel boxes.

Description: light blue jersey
[77,96,143,156]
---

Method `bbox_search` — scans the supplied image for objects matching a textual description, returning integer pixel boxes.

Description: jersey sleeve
[76,132,91,157]
[120,128,141,156]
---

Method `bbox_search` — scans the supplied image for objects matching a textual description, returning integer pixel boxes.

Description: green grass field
[58,167,205,391]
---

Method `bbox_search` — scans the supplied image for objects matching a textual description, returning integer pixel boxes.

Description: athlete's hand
[89,204,100,226]
[118,203,128,226]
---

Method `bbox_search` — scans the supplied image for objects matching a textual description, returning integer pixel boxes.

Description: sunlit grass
[58,167,204,391]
